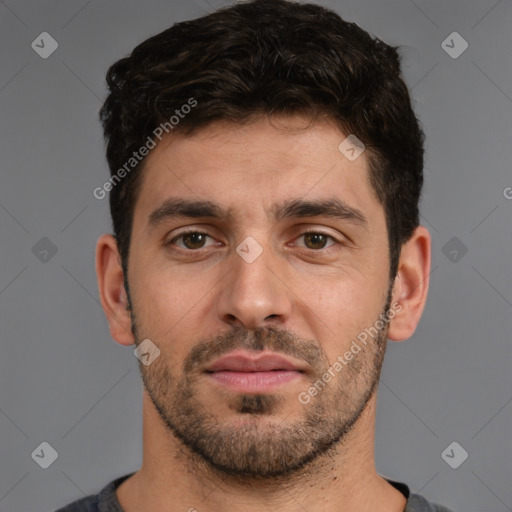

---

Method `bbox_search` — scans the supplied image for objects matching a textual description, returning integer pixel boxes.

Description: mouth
[204,350,306,393]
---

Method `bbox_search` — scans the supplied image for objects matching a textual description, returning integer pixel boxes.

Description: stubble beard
[130,295,391,480]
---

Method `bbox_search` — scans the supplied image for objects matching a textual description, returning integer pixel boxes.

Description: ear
[387,225,431,342]
[95,233,135,346]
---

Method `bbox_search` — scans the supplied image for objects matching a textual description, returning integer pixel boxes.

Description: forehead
[133,116,383,229]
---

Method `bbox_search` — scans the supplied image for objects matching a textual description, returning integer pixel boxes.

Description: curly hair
[99,0,424,283]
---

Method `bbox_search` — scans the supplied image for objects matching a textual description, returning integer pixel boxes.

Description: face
[126,115,394,478]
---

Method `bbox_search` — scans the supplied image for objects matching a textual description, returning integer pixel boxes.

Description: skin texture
[96,115,431,512]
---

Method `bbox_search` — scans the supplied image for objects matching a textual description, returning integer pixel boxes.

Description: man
[57,0,453,510]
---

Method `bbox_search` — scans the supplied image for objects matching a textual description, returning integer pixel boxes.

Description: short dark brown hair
[99,0,424,284]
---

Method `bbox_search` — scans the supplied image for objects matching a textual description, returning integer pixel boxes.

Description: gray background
[0,0,511,511]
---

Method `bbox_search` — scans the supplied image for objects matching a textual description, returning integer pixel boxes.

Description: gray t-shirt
[55,473,454,512]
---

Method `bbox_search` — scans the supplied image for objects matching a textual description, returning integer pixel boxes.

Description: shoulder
[384,477,454,512]
[54,472,134,512]
[54,494,100,512]
[406,492,455,512]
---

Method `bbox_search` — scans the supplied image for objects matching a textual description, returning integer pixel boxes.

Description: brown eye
[170,231,213,250]
[301,232,336,250]
[182,233,207,249]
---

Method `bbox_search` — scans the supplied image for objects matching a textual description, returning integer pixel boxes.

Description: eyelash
[167,229,340,251]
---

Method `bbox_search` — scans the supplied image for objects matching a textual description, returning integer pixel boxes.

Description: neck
[117,387,406,512]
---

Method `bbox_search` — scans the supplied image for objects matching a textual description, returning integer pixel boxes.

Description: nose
[216,241,293,330]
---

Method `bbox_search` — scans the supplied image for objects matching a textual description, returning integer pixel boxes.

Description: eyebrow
[147,197,369,231]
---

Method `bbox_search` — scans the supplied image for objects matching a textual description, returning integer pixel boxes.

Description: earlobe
[387,225,431,342]
[95,234,135,346]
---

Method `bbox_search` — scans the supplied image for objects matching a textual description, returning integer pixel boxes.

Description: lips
[205,352,304,373]
[204,350,305,392]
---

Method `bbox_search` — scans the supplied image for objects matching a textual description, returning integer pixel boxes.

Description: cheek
[129,263,215,360]
[293,273,386,359]
[128,265,185,333]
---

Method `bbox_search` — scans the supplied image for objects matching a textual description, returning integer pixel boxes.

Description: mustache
[183,325,328,375]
